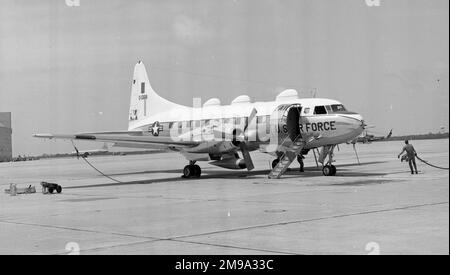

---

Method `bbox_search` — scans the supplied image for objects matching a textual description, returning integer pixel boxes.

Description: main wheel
[272,159,280,169]
[183,165,193,178]
[192,165,201,177]
[322,165,332,176]
[48,188,54,194]
[330,165,337,176]
[56,185,62,194]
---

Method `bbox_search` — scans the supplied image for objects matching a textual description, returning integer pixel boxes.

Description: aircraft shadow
[105,161,388,177]
[108,169,182,176]
[67,164,389,190]
[66,169,271,190]
[334,161,388,168]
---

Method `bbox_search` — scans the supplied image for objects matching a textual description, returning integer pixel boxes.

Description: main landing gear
[182,161,201,178]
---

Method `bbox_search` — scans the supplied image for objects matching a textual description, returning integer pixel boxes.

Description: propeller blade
[239,143,255,171]
[245,108,258,130]
[244,108,258,141]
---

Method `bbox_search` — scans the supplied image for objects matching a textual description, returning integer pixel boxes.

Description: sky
[0,0,448,156]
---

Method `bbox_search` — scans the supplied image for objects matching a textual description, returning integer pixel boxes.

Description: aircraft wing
[33,132,199,149]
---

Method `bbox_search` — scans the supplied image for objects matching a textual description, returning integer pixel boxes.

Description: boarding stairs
[268,134,305,179]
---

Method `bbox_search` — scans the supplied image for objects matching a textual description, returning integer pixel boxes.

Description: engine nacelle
[210,158,247,170]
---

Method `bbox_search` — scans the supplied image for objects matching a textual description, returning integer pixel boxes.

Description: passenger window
[314,106,327,115]
[304,108,310,115]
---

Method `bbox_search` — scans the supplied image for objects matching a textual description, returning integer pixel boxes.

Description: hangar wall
[0,112,12,162]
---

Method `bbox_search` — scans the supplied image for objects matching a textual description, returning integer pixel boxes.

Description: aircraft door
[270,104,302,145]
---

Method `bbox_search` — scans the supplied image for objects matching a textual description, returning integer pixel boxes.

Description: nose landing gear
[319,145,338,176]
[322,165,337,176]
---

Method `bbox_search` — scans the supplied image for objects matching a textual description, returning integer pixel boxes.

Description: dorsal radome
[231,95,251,105]
[203,98,221,107]
[276,89,299,101]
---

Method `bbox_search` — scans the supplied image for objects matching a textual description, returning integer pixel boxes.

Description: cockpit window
[314,106,327,115]
[331,104,347,113]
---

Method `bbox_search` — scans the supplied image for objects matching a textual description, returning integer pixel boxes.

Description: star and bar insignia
[149,121,163,136]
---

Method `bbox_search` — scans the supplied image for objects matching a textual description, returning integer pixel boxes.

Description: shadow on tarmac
[66,161,390,190]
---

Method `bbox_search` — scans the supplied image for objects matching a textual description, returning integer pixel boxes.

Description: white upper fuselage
[129,96,365,152]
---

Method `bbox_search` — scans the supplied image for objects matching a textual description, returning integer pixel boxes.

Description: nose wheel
[322,165,337,176]
[183,164,201,178]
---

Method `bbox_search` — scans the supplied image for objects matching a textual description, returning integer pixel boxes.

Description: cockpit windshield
[330,104,347,113]
[312,104,349,115]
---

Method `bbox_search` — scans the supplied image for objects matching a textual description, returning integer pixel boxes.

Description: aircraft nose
[355,114,365,128]
[342,113,365,129]
[354,114,365,127]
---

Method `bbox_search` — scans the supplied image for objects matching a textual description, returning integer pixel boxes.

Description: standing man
[297,154,305,172]
[398,140,418,174]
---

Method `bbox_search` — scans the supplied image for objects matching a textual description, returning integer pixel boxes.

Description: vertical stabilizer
[128,61,182,130]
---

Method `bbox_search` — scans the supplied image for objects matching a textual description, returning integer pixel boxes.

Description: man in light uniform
[398,140,418,175]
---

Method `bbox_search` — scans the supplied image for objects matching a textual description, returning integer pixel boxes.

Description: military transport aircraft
[34,61,366,179]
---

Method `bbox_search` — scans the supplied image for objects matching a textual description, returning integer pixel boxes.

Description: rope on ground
[72,141,123,183]
[416,155,449,170]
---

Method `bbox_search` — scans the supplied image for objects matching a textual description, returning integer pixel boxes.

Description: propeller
[233,108,257,171]
[211,108,257,171]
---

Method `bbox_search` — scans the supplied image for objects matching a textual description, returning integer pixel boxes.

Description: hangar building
[0,112,12,162]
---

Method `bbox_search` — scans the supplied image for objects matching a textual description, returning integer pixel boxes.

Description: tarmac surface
[0,139,448,255]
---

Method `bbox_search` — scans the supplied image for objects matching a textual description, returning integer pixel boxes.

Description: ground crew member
[297,154,305,172]
[398,140,418,174]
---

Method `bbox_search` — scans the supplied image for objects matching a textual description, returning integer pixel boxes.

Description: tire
[56,185,62,194]
[330,165,337,176]
[183,165,192,178]
[272,159,280,169]
[193,165,201,177]
[322,165,332,176]
[48,188,54,194]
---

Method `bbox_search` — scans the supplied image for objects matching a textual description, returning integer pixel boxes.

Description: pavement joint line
[167,201,449,240]
[1,201,447,254]
[52,239,163,255]
[167,239,300,255]
[0,219,159,241]
[67,237,298,255]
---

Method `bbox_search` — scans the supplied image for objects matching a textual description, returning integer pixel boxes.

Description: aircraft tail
[386,129,393,139]
[128,61,182,130]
